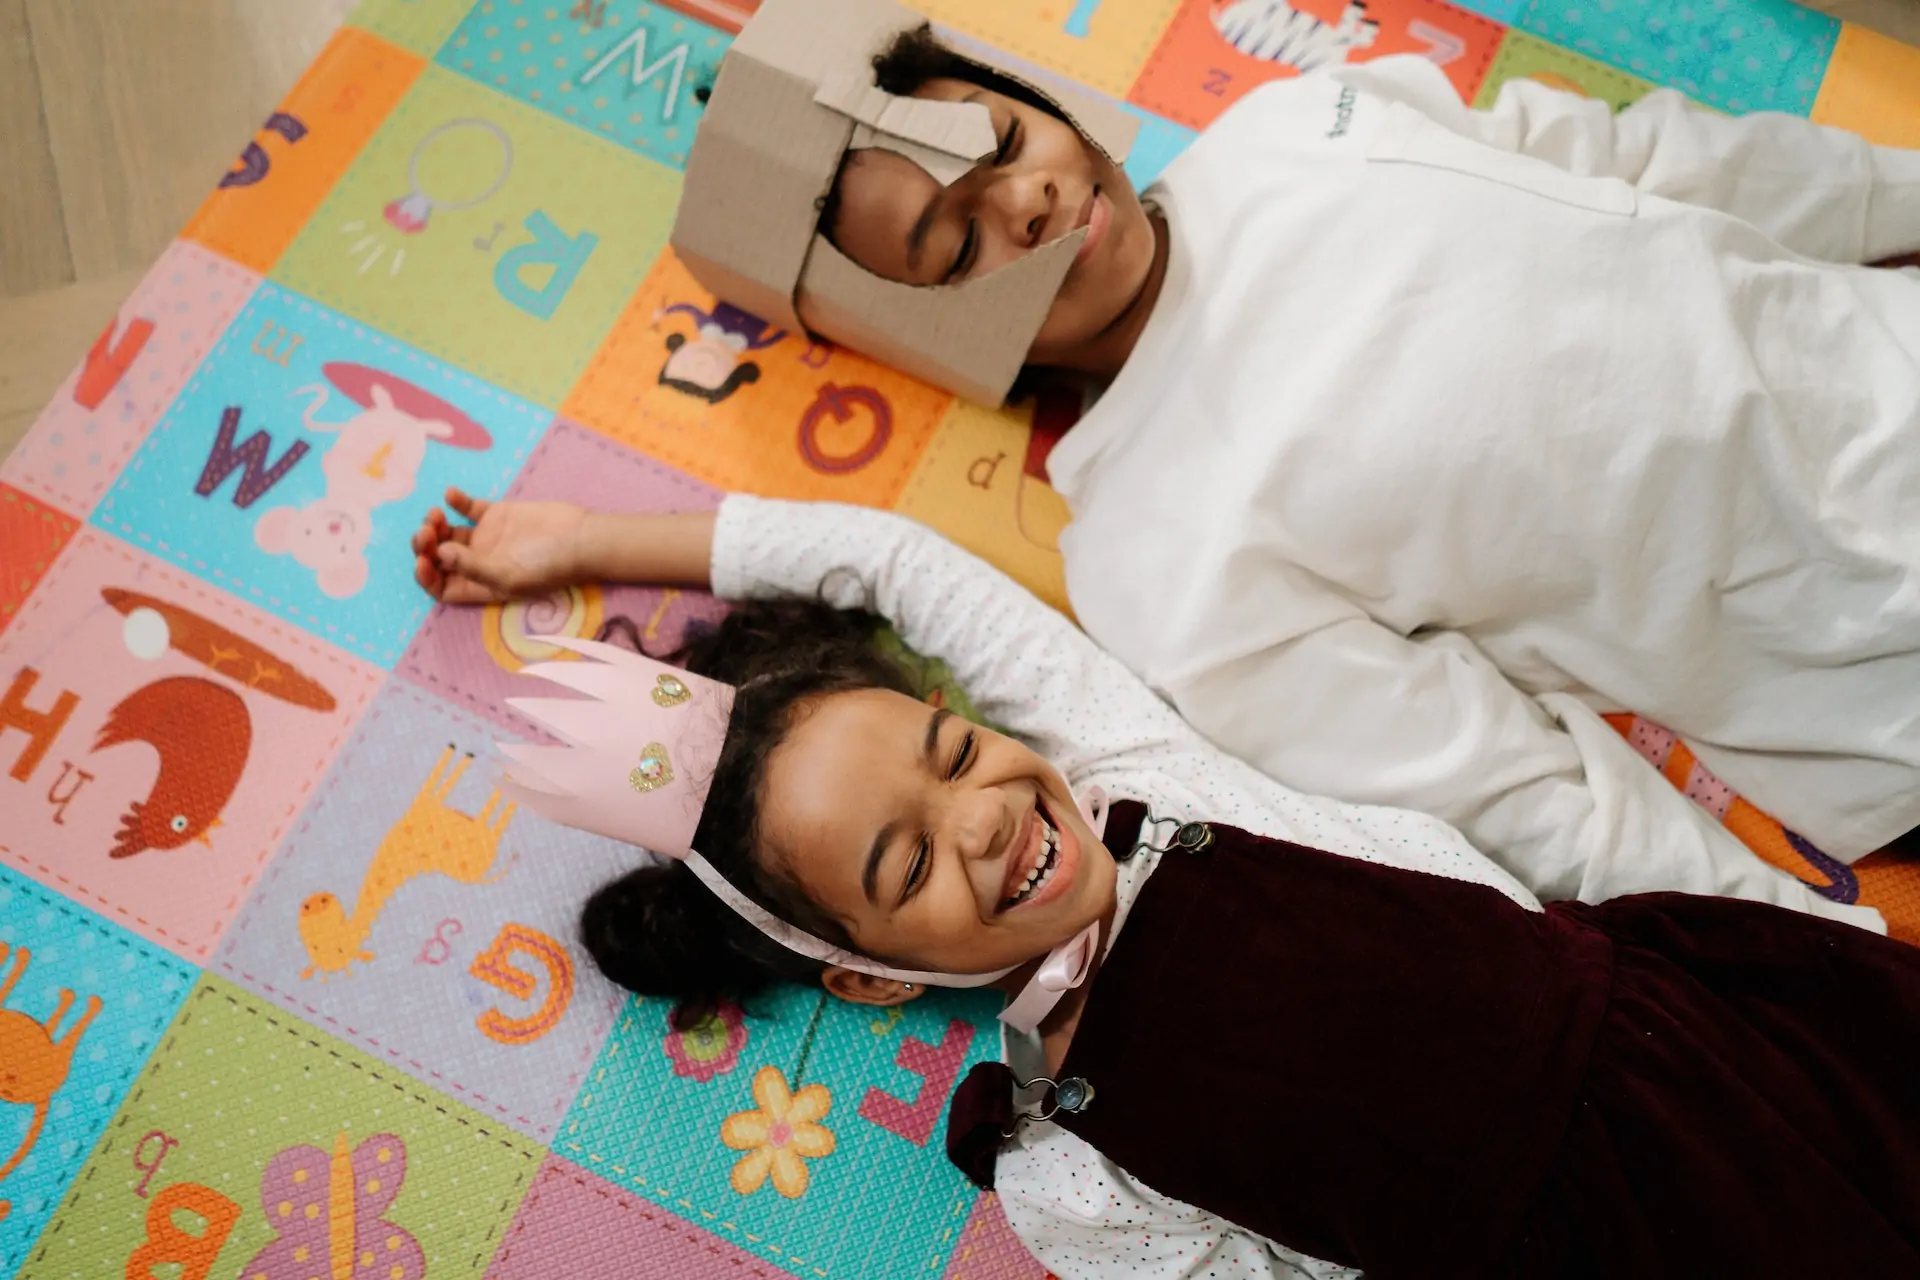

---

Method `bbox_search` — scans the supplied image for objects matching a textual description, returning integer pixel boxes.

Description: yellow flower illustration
[720,1065,837,1198]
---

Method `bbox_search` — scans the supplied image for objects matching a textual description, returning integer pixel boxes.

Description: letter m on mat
[195,406,309,509]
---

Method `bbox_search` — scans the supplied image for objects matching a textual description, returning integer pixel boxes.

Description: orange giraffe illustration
[0,941,103,1224]
[297,746,516,980]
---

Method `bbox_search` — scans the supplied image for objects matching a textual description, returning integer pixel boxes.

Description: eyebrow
[862,708,953,906]
[907,93,992,275]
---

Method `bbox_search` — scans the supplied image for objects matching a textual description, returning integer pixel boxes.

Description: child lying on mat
[678,0,1920,917]
[412,490,1912,1280]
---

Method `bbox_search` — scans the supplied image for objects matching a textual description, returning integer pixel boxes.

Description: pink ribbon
[996,787,1109,1034]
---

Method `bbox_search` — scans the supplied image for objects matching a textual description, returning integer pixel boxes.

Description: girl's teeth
[1006,811,1064,908]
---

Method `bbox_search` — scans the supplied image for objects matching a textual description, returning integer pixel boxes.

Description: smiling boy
[674,0,1920,901]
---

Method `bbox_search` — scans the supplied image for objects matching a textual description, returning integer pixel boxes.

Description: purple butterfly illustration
[243,1131,424,1280]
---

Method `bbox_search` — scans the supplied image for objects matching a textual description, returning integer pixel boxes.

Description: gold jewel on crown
[629,743,675,793]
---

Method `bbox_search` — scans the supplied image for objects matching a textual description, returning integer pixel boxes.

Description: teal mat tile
[1516,0,1838,114]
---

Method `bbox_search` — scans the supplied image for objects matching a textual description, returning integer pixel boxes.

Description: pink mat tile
[2,242,259,519]
[487,1154,796,1280]
[0,528,380,959]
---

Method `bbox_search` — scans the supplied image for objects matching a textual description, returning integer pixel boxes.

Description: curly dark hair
[578,598,925,1030]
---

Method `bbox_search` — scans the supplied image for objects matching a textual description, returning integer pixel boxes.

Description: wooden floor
[0,0,352,456]
[0,0,1915,462]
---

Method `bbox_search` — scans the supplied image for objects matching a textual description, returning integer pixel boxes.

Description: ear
[370,383,394,411]
[821,968,924,1008]
[318,553,370,599]
[421,416,455,439]
[254,505,298,553]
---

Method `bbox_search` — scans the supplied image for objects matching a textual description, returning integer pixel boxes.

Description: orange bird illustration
[92,676,252,858]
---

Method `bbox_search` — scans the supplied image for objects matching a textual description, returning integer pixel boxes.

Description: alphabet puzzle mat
[2,1,1918,1277]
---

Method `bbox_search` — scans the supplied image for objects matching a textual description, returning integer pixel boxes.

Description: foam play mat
[3,1,1919,1276]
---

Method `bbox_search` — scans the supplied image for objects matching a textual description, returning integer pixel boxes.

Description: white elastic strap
[681,850,1013,988]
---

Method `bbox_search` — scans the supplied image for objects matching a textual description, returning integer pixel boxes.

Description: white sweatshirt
[1049,56,1920,901]
[708,494,1883,1280]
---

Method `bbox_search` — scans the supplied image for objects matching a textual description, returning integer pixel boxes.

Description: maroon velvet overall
[949,801,1920,1279]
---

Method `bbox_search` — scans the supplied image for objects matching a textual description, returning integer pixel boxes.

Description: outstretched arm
[412,487,713,603]
[708,494,1210,780]
[1164,611,1884,931]
[413,490,1208,778]
[1331,54,1920,262]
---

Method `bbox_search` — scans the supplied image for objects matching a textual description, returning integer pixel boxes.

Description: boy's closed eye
[942,112,1025,284]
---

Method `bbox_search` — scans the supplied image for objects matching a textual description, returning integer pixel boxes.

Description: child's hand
[412,487,588,605]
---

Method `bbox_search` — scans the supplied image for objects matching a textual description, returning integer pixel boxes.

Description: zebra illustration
[1212,0,1381,72]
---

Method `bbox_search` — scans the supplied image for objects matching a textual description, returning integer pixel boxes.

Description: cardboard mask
[671,0,1139,406]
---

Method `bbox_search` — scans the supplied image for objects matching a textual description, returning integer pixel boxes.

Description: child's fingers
[412,507,454,552]
[446,487,490,524]
[436,541,499,590]
[414,553,444,598]
[439,577,499,606]
[431,524,474,553]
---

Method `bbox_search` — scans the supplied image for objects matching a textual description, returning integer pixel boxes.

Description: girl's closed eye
[950,727,977,779]
[899,725,978,905]
[899,836,932,906]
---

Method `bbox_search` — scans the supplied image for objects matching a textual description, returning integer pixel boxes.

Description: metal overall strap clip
[948,1060,1093,1189]
[1122,812,1214,861]
[1004,1073,1096,1134]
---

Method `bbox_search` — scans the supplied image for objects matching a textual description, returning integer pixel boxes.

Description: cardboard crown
[671,0,1140,406]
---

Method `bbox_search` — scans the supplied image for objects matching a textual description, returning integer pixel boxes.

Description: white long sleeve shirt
[707,494,1883,1280]
[1049,57,1920,897]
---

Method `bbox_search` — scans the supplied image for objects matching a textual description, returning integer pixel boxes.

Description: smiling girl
[412,488,1916,1279]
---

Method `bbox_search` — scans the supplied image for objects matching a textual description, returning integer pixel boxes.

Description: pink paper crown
[498,635,733,857]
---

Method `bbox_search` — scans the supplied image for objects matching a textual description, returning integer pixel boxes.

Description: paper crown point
[497,635,735,860]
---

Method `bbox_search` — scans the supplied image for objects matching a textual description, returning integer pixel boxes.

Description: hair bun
[581,862,720,990]
[580,860,823,1028]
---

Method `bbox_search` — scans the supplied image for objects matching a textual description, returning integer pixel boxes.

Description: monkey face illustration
[659,330,763,404]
